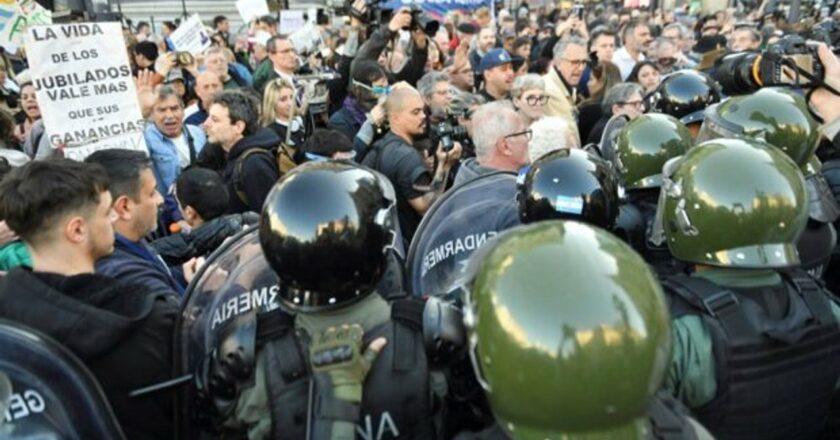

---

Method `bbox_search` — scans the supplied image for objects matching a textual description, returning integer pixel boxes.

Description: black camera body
[404,5,440,37]
[714,35,825,95]
[430,114,469,152]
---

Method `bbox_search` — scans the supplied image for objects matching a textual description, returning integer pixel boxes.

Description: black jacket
[0,269,178,440]
[152,212,260,265]
[354,26,428,86]
[222,128,282,214]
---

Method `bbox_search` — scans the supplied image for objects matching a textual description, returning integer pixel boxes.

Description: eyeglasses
[524,95,549,106]
[619,100,644,109]
[562,58,588,67]
[504,129,533,141]
[657,57,677,67]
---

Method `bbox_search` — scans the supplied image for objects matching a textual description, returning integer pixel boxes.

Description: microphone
[294,72,342,82]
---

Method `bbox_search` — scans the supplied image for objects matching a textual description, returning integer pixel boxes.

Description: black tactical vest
[258,300,438,440]
[662,272,840,440]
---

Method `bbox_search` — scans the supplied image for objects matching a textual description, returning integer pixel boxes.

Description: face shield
[649,155,687,247]
[805,172,840,223]
[695,104,751,144]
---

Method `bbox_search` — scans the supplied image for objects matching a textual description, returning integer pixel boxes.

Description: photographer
[810,43,840,148]
[361,86,461,244]
[353,7,429,86]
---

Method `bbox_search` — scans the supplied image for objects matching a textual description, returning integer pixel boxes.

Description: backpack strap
[233,148,275,206]
[390,297,425,372]
[661,274,754,341]
[783,270,837,326]
[256,308,307,382]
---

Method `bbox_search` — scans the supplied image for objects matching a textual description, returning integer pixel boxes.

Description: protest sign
[279,10,305,34]
[0,0,51,52]
[236,0,269,22]
[25,22,147,161]
[169,14,211,55]
[381,0,491,17]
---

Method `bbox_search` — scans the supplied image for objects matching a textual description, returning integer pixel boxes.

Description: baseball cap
[479,48,513,73]
[457,22,479,35]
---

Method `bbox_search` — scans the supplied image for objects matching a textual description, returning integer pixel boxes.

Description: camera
[405,5,440,37]
[573,3,585,19]
[430,113,469,152]
[713,35,825,95]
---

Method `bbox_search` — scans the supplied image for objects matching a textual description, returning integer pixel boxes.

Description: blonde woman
[261,78,304,146]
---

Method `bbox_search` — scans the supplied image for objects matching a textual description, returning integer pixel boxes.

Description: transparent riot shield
[406,171,518,297]
[0,319,126,439]
[599,114,630,164]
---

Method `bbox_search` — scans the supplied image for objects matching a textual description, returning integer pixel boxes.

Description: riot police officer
[517,148,620,229]
[696,87,840,279]
[646,70,721,138]
[455,220,713,439]
[192,161,471,439]
[612,113,693,275]
[655,138,840,440]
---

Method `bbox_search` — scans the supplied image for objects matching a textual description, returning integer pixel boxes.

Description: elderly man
[614,20,652,79]
[144,86,207,195]
[649,37,689,74]
[253,34,299,94]
[417,71,453,119]
[453,100,531,186]
[543,36,586,138]
[529,116,580,162]
[729,27,761,52]
[184,71,223,126]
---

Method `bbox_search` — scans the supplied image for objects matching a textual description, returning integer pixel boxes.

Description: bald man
[361,85,461,243]
[184,71,223,126]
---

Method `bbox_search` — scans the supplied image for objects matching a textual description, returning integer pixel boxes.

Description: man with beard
[614,20,653,80]
[0,159,178,440]
[362,86,462,244]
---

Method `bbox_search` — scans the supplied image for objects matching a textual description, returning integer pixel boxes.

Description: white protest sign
[169,14,211,55]
[279,10,305,34]
[236,0,269,22]
[25,22,147,161]
[0,0,51,52]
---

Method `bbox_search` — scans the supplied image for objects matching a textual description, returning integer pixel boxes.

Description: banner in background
[0,0,51,52]
[236,0,269,22]
[380,0,492,17]
[25,22,147,161]
[169,14,211,54]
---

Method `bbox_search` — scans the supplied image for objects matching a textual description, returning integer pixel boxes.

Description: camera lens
[713,52,761,95]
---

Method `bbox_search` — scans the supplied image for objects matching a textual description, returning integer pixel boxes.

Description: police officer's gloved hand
[310,324,386,403]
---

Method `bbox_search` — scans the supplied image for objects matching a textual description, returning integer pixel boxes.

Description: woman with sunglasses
[260,78,304,147]
[511,74,548,126]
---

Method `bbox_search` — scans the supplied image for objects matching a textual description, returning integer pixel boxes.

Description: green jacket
[665,268,840,408]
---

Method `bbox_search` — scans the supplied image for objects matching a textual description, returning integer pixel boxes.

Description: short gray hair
[529,116,580,162]
[155,85,183,107]
[471,101,520,161]
[662,23,688,39]
[602,82,643,114]
[449,92,485,115]
[650,37,676,54]
[417,71,451,98]
[552,35,588,61]
[511,74,545,99]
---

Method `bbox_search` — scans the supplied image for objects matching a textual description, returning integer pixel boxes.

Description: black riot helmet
[259,161,397,312]
[646,70,722,126]
[518,148,620,229]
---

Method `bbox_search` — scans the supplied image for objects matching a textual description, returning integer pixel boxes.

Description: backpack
[232,142,299,206]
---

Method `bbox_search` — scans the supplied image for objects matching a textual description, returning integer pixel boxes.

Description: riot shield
[0,319,126,439]
[406,171,519,297]
[599,114,630,164]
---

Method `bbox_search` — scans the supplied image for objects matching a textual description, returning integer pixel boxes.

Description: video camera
[333,0,439,37]
[430,113,469,152]
[713,35,825,95]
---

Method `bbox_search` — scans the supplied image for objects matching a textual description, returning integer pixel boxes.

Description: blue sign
[380,0,492,17]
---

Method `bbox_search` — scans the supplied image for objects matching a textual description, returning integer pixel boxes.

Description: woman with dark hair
[576,61,621,142]
[328,60,389,157]
[15,82,39,153]
[627,60,661,95]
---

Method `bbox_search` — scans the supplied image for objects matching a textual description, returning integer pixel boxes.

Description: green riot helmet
[657,138,808,268]
[646,70,722,126]
[614,113,693,190]
[517,149,621,229]
[462,221,672,439]
[696,88,821,168]
[259,161,397,311]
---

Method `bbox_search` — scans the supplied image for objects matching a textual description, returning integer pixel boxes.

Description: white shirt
[171,133,190,168]
[614,47,646,81]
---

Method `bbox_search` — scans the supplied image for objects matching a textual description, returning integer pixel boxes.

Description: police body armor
[181,227,466,439]
[661,272,840,440]
[615,193,686,277]
[406,171,519,297]
[0,319,126,439]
